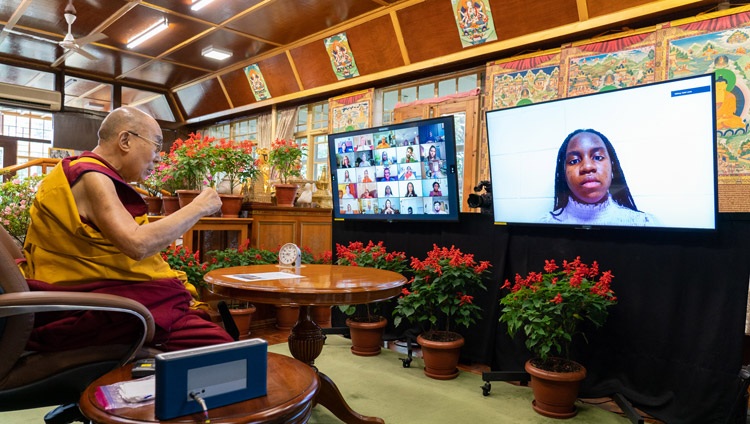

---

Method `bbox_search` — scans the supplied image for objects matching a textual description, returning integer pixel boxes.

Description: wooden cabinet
[248,203,332,256]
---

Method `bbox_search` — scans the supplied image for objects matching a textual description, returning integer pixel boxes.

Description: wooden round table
[79,352,318,423]
[204,264,407,424]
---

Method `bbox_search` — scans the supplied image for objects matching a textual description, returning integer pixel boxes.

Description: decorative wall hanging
[243,64,272,101]
[485,51,561,111]
[328,88,373,134]
[325,32,360,80]
[452,0,497,47]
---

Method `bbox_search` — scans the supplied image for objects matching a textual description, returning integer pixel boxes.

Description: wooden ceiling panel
[289,41,339,90]
[121,60,206,88]
[164,28,273,72]
[491,0,579,41]
[587,0,656,18]
[396,0,463,64]
[221,69,257,110]
[256,53,301,99]
[102,4,213,57]
[345,14,404,73]
[225,0,384,45]
[176,77,231,118]
[145,0,267,25]
[0,31,61,64]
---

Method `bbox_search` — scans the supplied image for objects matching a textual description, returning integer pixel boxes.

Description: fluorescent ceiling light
[86,101,106,111]
[191,0,215,11]
[202,46,232,61]
[127,17,169,49]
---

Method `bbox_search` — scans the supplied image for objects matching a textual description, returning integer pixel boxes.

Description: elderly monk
[21,106,234,352]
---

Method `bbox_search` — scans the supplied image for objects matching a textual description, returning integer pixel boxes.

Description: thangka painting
[243,64,271,101]
[661,11,750,211]
[328,89,373,134]
[451,0,497,47]
[562,32,658,98]
[324,33,360,80]
[485,51,561,111]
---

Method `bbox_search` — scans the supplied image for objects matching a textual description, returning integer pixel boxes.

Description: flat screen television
[328,116,459,222]
[485,73,718,231]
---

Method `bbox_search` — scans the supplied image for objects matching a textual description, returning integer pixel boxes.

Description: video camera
[467,180,492,215]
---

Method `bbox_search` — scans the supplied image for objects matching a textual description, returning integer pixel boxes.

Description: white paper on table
[225,272,303,282]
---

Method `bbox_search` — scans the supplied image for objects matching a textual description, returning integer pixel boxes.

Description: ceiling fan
[54,0,106,61]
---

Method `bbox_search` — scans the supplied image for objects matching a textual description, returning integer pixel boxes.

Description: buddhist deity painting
[328,89,373,134]
[485,52,561,111]
[243,64,271,101]
[566,47,656,97]
[325,33,360,80]
[451,0,497,47]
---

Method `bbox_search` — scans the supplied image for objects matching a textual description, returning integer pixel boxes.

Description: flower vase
[274,184,298,207]
[228,304,256,338]
[161,196,180,215]
[346,316,387,356]
[219,194,244,217]
[417,332,464,380]
[144,196,163,216]
[525,358,587,419]
[176,189,201,208]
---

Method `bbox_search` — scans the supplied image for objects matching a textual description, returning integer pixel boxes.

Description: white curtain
[276,107,298,141]
[257,112,272,150]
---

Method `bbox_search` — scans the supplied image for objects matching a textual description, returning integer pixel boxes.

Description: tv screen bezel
[485,73,719,232]
[328,115,460,223]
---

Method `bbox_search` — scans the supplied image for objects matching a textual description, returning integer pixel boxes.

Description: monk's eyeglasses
[127,130,163,152]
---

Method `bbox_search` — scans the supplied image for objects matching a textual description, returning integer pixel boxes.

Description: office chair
[0,226,156,424]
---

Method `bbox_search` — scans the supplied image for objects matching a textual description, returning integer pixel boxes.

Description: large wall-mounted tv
[329,116,459,222]
[486,73,718,231]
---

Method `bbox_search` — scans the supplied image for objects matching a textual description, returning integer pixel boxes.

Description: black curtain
[331,213,750,423]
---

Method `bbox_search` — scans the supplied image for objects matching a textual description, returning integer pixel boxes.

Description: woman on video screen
[541,128,657,226]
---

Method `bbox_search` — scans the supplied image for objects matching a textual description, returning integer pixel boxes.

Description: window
[0,107,53,177]
[294,101,329,181]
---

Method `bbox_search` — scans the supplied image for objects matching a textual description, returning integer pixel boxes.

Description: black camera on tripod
[467,180,492,215]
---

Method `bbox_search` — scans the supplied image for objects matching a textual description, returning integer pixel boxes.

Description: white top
[540,195,658,227]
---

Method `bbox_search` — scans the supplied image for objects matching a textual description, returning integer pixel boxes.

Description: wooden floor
[247,324,665,424]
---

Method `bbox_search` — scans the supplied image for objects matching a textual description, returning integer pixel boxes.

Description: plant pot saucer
[531,400,578,419]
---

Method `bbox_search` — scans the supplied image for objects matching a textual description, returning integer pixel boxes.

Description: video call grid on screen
[329,116,459,222]
[486,73,718,230]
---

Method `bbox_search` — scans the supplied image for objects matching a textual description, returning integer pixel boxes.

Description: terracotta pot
[219,194,244,217]
[275,305,300,330]
[176,189,201,208]
[525,358,587,419]
[274,184,298,207]
[311,305,332,328]
[229,304,256,338]
[144,196,163,216]
[417,332,464,380]
[346,316,387,356]
[162,196,180,215]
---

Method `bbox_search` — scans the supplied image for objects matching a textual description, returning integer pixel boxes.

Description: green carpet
[269,335,629,424]
[1,336,629,423]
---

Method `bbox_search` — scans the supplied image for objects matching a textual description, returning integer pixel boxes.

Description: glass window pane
[458,75,478,92]
[418,83,434,100]
[438,79,456,97]
[401,87,416,104]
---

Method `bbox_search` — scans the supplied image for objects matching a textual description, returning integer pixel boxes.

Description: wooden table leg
[288,306,384,424]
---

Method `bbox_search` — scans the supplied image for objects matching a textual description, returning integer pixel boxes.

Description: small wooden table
[79,352,318,423]
[204,264,407,424]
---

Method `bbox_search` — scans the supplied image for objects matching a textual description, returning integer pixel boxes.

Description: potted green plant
[267,138,305,206]
[393,244,491,379]
[168,133,218,206]
[212,138,259,216]
[160,244,210,300]
[499,256,617,418]
[335,240,409,356]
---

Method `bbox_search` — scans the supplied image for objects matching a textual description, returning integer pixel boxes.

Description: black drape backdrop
[331,213,750,423]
